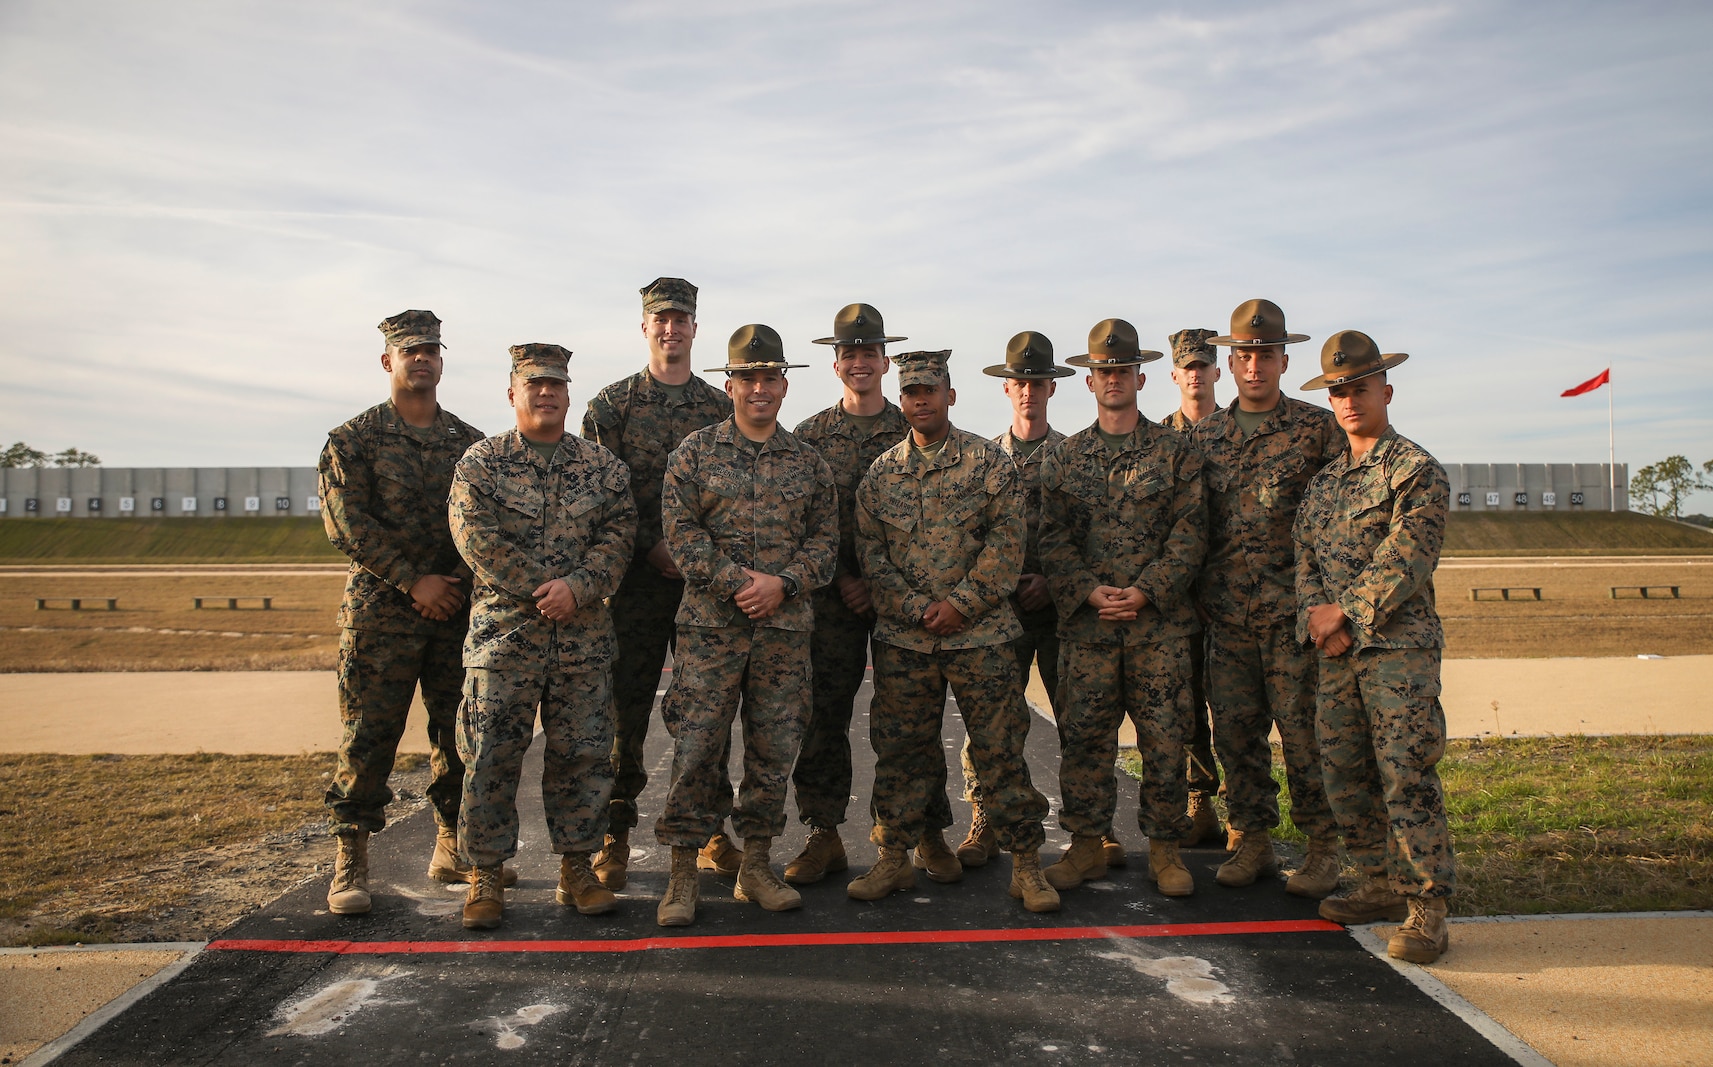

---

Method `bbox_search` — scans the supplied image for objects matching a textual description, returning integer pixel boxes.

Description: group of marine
[316,277,1457,967]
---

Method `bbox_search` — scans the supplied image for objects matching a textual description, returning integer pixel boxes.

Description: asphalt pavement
[55,675,1519,1066]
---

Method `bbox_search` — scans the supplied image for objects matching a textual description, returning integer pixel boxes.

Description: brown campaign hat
[1065,319,1164,368]
[894,349,953,388]
[378,309,444,349]
[983,332,1073,379]
[640,277,698,315]
[1169,328,1218,368]
[509,343,571,382]
[1299,330,1408,390]
[812,303,907,347]
[709,324,809,373]
[1209,299,1310,347]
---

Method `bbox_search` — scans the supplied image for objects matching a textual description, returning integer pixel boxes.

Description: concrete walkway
[4,655,1708,756]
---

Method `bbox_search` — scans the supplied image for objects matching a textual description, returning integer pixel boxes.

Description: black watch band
[780,574,800,599]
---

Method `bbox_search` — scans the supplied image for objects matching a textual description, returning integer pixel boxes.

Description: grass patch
[1445,510,1713,555]
[0,752,429,946]
[0,517,344,564]
[1122,735,1713,915]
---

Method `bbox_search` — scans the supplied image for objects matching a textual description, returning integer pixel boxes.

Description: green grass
[1444,510,1713,555]
[0,517,344,564]
[1124,735,1713,915]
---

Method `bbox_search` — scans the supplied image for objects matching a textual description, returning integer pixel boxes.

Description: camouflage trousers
[455,665,615,867]
[1206,619,1336,840]
[960,601,1057,805]
[327,628,466,835]
[791,590,874,828]
[608,563,731,832]
[1186,629,1220,796]
[1315,646,1455,899]
[1055,636,1195,841]
[655,625,809,847]
[869,641,1047,853]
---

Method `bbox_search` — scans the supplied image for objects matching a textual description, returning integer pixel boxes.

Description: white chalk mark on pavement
[475,1003,565,1050]
[1096,950,1235,1006]
[268,971,410,1036]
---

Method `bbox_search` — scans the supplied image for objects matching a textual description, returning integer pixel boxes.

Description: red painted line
[207,918,1339,955]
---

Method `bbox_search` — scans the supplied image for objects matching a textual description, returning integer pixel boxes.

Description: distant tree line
[1,441,102,468]
[1630,455,1712,520]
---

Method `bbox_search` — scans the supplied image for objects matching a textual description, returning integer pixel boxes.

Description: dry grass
[1445,511,1713,555]
[1123,735,1713,915]
[0,752,429,946]
[0,517,344,564]
[1436,559,1713,658]
[0,573,344,671]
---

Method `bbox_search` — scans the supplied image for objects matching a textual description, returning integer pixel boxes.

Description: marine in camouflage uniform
[319,309,482,916]
[1037,321,1207,898]
[785,304,917,885]
[449,344,636,928]
[1293,330,1454,965]
[653,326,838,926]
[1161,328,1223,844]
[1196,302,1345,896]
[582,277,735,885]
[853,347,1058,913]
[953,334,1075,868]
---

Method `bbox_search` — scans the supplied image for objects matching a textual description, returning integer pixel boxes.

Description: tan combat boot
[592,829,630,890]
[556,852,618,915]
[1285,839,1342,899]
[1007,850,1062,913]
[1187,791,1224,847]
[1102,835,1128,868]
[657,846,700,927]
[1148,839,1195,897]
[1388,897,1450,963]
[462,865,505,930]
[1043,834,1108,891]
[847,846,916,901]
[1319,874,1409,924]
[698,831,743,876]
[1216,829,1280,887]
[734,838,803,912]
[427,826,518,887]
[956,807,998,867]
[327,831,371,915]
[913,828,964,884]
[784,825,847,885]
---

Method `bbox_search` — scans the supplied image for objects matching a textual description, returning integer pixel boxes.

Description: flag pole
[1607,363,1616,512]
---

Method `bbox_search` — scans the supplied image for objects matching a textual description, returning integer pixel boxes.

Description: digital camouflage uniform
[1158,408,1219,801]
[320,401,482,836]
[857,426,1048,853]
[959,426,1066,805]
[1037,418,1206,841]
[1294,426,1454,898]
[654,418,839,847]
[790,400,912,829]
[582,369,733,833]
[448,428,634,866]
[1192,397,1345,840]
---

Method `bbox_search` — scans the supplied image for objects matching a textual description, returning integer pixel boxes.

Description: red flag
[1561,368,1609,397]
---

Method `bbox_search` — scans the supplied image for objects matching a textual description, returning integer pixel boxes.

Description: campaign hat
[1209,298,1309,347]
[812,303,907,347]
[1064,319,1164,368]
[1299,330,1408,390]
[709,324,809,373]
[983,331,1074,379]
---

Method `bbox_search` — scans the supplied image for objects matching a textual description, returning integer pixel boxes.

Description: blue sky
[2,1,1709,503]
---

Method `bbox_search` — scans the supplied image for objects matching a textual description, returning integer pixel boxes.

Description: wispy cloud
[0,0,1708,507]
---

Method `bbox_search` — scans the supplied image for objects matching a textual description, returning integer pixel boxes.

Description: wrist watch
[779,574,800,599]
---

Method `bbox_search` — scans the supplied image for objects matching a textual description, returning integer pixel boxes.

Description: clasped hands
[1307,603,1353,657]
[1087,584,1147,621]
